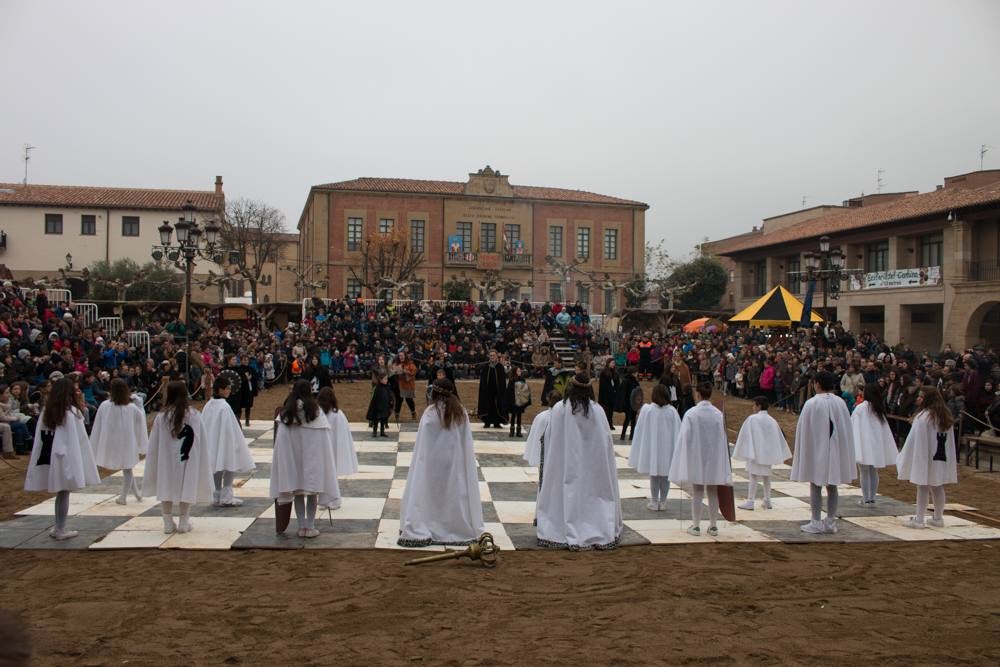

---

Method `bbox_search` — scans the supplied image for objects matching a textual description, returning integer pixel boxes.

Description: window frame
[346,277,362,298]
[347,217,363,251]
[603,228,618,260]
[919,232,943,268]
[456,222,473,252]
[577,227,590,259]
[481,222,497,252]
[549,281,563,302]
[378,218,394,235]
[121,216,140,237]
[504,223,521,254]
[44,213,63,235]
[409,219,425,253]
[866,240,889,273]
[548,225,563,257]
[410,281,425,301]
[577,283,590,304]
[80,214,97,236]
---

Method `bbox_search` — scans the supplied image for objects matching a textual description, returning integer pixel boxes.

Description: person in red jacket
[759,358,776,404]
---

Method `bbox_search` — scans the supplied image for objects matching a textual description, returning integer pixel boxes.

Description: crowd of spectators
[1,280,996,458]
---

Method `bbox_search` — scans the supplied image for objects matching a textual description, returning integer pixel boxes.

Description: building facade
[706,169,1000,352]
[0,178,302,305]
[297,167,648,313]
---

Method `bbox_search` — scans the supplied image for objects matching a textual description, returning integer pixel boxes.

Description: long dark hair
[565,373,594,416]
[317,386,339,414]
[863,382,887,422]
[430,378,465,429]
[651,384,669,407]
[163,380,189,438]
[110,378,131,406]
[281,380,319,425]
[918,386,954,431]
[42,377,76,430]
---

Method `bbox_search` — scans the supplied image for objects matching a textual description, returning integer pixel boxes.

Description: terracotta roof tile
[718,181,1000,255]
[315,177,647,207]
[0,182,223,212]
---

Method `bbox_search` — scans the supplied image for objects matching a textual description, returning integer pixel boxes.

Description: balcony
[968,259,1000,282]
[446,251,477,266]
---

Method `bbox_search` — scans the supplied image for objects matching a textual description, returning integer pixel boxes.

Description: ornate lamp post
[798,235,859,322]
[151,199,223,384]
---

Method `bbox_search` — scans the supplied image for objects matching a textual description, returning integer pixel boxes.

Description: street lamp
[151,199,226,389]
[796,238,860,323]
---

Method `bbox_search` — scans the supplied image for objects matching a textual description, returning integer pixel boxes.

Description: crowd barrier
[97,316,124,335]
[125,330,151,359]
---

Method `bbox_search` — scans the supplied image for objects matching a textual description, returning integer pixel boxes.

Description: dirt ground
[2,382,1000,665]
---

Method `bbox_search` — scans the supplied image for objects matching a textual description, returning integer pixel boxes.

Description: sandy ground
[2,382,1000,665]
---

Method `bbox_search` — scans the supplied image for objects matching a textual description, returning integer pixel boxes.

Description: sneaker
[800,520,826,534]
[222,496,244,507]
[212,490,221,507]
[51,529,79,541]
[301,528,320,538]
[707,526,719,537]
[656,501,666,511]
[823,518,838,534]
[686,526,701,536]
[646,500,659,511]
[163,517,177,534]
[927,518,946,528]
[902,517,926,529]
[177,517,193,533]
[115,494,128,506]
[762,500,773,510]
[737,500,755,511]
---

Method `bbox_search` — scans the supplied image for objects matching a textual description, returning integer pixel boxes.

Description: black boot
[516,427,523,438]
[509,424,515,437]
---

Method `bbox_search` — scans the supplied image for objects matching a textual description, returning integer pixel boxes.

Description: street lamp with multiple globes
[798,234,859,323]
[151,199,223,384]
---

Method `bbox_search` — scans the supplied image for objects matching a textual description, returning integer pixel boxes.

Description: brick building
[297,167,647,313]
[705,169,1000,351]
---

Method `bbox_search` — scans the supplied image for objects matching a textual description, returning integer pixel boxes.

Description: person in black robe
[598,358,619,431]
[477,351,507,428]
[222,355,259,428]
[615,365,641,441]
[366,371,393,437]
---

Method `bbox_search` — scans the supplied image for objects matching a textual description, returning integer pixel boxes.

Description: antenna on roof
[875,168,885,194]
[801,196,808,208]
[23,144,37,185]
[981,144,991,171]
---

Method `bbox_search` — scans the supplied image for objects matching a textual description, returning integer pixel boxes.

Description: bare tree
[349,225,424,300]
[220,197,285,304]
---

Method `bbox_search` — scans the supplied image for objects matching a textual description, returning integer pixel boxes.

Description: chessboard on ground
[2,420,998,551]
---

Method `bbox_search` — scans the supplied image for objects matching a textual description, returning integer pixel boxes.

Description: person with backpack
[615,366,641,441]
[506,366,531,438]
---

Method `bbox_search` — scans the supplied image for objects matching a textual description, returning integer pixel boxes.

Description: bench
[962,433,1000,472]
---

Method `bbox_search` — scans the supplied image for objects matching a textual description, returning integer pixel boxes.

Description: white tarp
[849,266,940,290]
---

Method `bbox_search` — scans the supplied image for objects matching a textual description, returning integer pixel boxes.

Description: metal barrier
[124,330,151,359]
[47,288,71,305]
[75,303,99,328]
[17,287,35,301]
[301,297,333,322]
[97,316,124,335]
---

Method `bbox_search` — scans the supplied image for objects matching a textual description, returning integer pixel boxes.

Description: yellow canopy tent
[729,285,823,328]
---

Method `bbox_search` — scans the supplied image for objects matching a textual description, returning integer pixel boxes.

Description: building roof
[314,176,648,207]
[716,180,1000,256]
[0,182,223,212]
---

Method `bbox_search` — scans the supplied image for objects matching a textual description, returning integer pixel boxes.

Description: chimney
[215,175,224,195]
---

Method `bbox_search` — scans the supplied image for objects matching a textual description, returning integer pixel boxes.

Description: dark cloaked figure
[366,373,393,437]
[598,362,618,431]
[615,366,641,441]
[477,353,507,428]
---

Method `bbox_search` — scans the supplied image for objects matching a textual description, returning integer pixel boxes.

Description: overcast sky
[2,0,998,260]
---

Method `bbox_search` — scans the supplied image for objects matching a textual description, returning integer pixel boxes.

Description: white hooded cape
[522,408,551,467]
[91,401,149,470]
[897,410,957,486]
[851,401,898,468]
[733,411,791,469]
[24,408,100,493]
[629,403,681,476]
[398,406,484,546]
[536,399,622,549]
[668,400,732,486]
[325,408,359,476]
[791,392,856,485]
[201,398,256,473]
[142,408,214,504]
[269,408,341,507]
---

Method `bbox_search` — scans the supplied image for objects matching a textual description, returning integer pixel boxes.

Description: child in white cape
[629,384,681,511]
[24,377,100,540]
[91,378,148,505]
[897,386,957,528]
[202,375,256,507]
[851,382,898,505]
[733,395,791,510]
[317,386,357,512]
